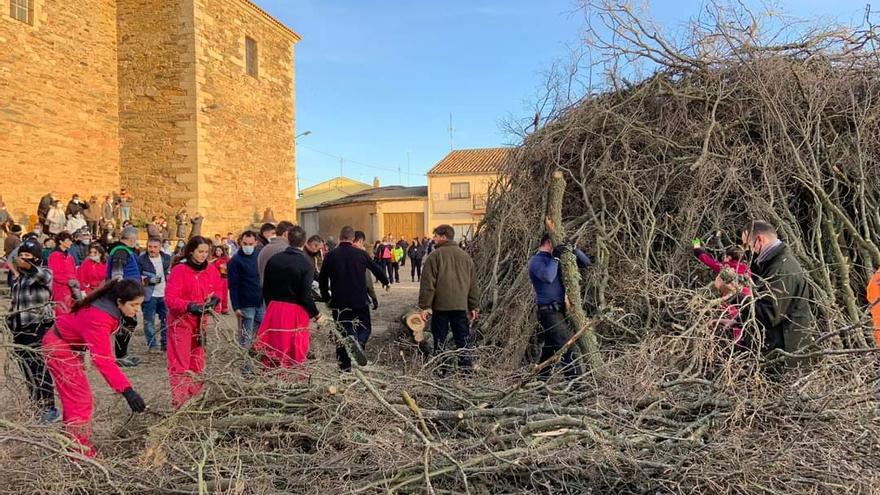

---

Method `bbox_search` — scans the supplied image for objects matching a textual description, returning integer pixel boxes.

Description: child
[693,238,751,295]
[714,267,745,344]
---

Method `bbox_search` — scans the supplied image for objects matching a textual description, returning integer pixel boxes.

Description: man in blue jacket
[528,233,592,380]
[228,231,263,349]
[106,227,142,367]
[138,238,171,351]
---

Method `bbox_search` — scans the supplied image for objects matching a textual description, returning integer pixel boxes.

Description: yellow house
[297,176,373,234]
[426,148,512,240]
[314,186,428,243]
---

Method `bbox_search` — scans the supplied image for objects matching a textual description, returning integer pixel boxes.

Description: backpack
[382,246,392,259]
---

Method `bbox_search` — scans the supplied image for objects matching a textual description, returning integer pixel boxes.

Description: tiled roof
[427,148,513,175]
[318,186,428,208]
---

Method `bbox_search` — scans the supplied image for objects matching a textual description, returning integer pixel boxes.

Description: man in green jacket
[741,220,815,367]
[419,224,480,368]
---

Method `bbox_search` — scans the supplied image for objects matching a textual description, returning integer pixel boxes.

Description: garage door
[383,213,424,242]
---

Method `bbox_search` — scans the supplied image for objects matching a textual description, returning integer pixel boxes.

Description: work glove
[371,296,379,311]
[692,238,703,249]
[187,302,206,316]
[148,275,163,285]
[552,243,571,258]
[71,287,85,302]
[122,388,146,413]
[204,295,221,311]
[67,279,81,289]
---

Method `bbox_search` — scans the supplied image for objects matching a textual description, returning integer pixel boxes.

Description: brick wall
[193,0,299,235]
[117,0,199,225]
[0,0,120,222]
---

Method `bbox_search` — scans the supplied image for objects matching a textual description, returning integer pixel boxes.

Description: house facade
[1,0,300,235]
[426,148,511,240]
[296,176,373,235]
[315,186,428,243]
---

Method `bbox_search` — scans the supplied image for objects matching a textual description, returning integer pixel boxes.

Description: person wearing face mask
[172,239,186,260]
[68,228,93,266]
[257,222,276,248]
[47,232,81,316]
[106,227,143,367]
[736,221,815,367]
[42,279,147,457]
[228,231,263,350]
[162,239,173,256]
[77,243,108,294]
[164,236,221,409]
[257,220,295,282]
[6,239,58,424]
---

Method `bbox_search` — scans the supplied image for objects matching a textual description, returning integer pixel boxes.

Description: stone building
[313,186,428,244]
[1,0,300,235]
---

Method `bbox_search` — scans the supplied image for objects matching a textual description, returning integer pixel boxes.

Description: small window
[450,182,470,199]
[245,36,258,78]
[9,0,33,25]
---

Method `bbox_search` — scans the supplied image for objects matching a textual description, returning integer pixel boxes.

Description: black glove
[187,302,205,316]
[204,295,221,311]
[122,388,146,413]
[371,296,379,311]
[552,243,572,258]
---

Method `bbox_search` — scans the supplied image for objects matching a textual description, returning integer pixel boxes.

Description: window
[449,182,470,199]
[245,36,258,78]
[453,224,474,241]
[9,0,33,25]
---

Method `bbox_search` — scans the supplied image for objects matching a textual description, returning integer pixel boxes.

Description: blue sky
[253,0,867,190]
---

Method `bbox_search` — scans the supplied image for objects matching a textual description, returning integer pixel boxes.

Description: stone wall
[193,0,299,235]
[0,0,120,222]
[117,0,199,225]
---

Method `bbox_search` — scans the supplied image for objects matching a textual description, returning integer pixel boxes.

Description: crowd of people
[2,193,879,458]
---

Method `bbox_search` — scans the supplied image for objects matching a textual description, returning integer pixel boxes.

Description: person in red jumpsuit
[42,278,147,457]
[77,243,108,294]
[47,231,81,315]
[165,236,221,409]
[209,245,230,314]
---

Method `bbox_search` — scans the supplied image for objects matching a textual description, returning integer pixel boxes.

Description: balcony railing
[432,194,487,214]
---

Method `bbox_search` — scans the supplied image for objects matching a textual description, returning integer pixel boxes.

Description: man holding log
[528,233,592,379]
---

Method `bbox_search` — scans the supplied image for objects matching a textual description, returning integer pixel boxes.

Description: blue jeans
[142,296,167,349]
[120,205,131,221]
[238,306,265,348]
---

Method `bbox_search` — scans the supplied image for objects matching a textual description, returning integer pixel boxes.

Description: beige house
[1,0,300,235]
[296,176,373,235]
[426,148,511,240]
[315,186,428,243]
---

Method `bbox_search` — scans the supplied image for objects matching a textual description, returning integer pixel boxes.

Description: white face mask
[89,255,100,262]
[241,245,255,256]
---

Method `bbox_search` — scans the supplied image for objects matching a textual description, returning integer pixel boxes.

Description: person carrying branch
[42,279,147,458]
[692,237,751,286]
[164,236,221,409]
[528,233,592,380]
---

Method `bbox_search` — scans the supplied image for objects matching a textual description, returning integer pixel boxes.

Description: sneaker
[38,407,60,424]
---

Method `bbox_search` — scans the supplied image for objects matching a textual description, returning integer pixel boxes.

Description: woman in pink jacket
[42,279,147,457]
[77,243,108,294]
[209,244,230,314]
[47,232,80,316]
[165,236,221,409]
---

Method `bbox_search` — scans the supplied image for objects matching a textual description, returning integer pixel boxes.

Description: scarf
[186,258,208,271]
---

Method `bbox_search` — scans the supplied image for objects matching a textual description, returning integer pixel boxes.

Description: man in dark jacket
[260,226,322,367]
[528,233,592,380]
[37,192,54,231]
[418,224,480,369]
[138,238,171,351]
[65,194,88,218]
[319,226,390,371]
[228,231,263,348]
[740,221,815,367]
[106,227,142,366]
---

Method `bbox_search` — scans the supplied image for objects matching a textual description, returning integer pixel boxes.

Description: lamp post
[295,130,312,139]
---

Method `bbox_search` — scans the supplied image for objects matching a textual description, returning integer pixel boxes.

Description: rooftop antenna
[339,157,344,177]
[406,151,411,186]
[448,113,454,151]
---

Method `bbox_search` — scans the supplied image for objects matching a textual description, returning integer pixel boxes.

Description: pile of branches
[3,2,880,493]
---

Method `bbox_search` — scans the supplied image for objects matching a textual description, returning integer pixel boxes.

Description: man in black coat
[259,226,321,368]
[740,221,815,367]
[319,226,389,370]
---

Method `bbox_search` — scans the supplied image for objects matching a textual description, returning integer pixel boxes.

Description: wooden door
[383,213,424,241]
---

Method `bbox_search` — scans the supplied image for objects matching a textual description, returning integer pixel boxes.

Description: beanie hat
[18,238,43,263]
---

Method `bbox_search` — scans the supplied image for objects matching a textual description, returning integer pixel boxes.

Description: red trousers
[43,331,97,458]
[254,301,311,369]
[166,324,205,409]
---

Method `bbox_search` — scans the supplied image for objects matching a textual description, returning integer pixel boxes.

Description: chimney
[373,177,380,188]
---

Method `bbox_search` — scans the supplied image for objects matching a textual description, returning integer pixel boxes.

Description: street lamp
[295,130,312,139]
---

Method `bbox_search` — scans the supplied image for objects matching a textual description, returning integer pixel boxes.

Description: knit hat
[18,238,43,263]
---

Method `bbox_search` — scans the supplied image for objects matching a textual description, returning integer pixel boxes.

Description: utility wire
[298,144,427,178]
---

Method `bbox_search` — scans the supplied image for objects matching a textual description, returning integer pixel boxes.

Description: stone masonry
[1,0,299,235]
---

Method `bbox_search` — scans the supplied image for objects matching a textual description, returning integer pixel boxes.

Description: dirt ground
[0,275,424,445]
